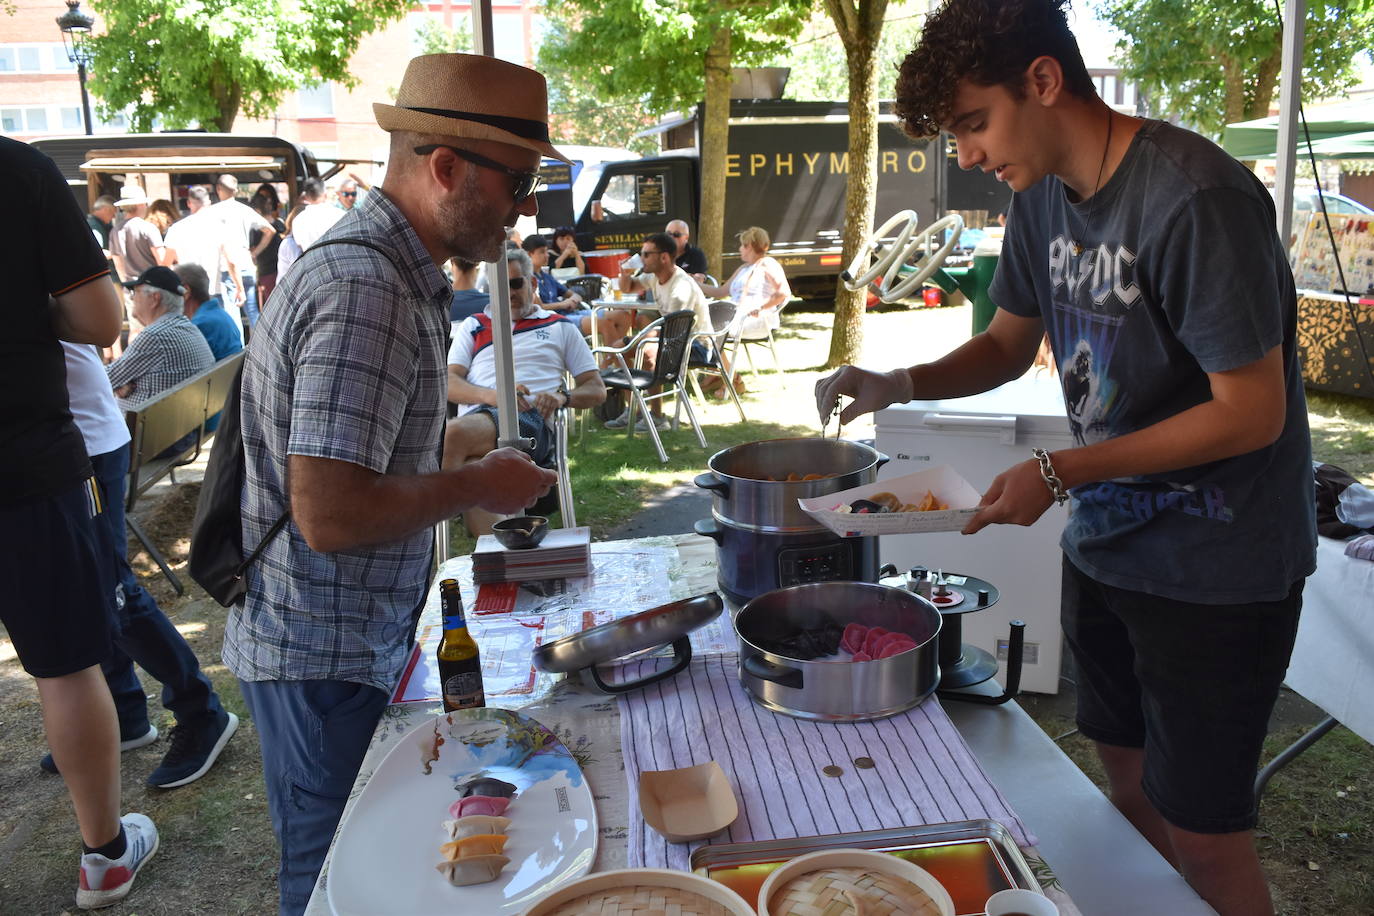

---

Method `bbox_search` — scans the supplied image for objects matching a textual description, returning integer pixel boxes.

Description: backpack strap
[241,237,409,569]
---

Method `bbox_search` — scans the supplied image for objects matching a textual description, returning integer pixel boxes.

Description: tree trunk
[208,62,241,132]
[700,26,733,282]
[824,0,887,369]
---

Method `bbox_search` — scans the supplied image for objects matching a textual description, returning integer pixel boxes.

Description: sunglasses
[507,276,526,290]
[640,249,666,257]
[340,191,357,198]
[667,231,685,237]
[414,144,543,204]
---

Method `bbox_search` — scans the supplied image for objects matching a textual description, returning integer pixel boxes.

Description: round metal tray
[532,593,724,694]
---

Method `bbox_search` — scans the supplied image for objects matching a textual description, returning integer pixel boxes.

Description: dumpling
[435,853,510,886]
[439,834,508,861]
[448,795,511,819]
[443,815,511,840]
[459,776,518,799]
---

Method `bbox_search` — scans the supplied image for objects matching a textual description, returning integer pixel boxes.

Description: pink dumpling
[840,623,869,656]
[875,637,918,659]
[448,795,511,819]
[861,627,891,657]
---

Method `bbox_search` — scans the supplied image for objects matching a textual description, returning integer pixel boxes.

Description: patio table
[303,534,1212,916]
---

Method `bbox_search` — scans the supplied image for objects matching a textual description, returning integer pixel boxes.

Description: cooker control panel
[777,542,855,586]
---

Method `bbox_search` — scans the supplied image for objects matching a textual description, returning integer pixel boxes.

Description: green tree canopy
[1091,0,1374,136]
[88,0,412,132]
[768,5,924,102]
[539,0,811,277]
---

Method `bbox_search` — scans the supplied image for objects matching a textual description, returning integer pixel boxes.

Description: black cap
[122,265,185,295]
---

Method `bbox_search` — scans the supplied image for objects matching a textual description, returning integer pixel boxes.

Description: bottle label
[443,672,485,710]
[443,613,466,630]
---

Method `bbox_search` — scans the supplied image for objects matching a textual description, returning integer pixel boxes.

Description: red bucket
[584,249,631,278]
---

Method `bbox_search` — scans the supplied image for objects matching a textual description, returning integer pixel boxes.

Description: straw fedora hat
[114,183,150,207]
[374,54,570,164]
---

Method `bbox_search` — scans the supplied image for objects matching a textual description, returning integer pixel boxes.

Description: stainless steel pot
[734,581,941,721]
[695,437,885,532]
[694,516,880,608]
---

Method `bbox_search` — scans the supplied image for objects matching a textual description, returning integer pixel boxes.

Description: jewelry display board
[1291,212,1374,295]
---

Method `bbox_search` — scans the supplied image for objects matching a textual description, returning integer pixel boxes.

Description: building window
[52,47,75,71]
[18,47,41,71]
[26,109,48,131]
[0,48,15,72]
[297,83,335,118]
[1,109,20,132]
[61,107,83,129]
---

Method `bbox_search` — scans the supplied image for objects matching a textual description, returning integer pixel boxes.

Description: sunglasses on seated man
[413,144,543,204]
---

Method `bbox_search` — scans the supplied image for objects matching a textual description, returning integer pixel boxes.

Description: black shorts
[0,478,115,677]
[1061,556,1303,834]
[469,405,556,468]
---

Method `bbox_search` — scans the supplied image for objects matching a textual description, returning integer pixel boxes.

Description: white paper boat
[799,465,982,536]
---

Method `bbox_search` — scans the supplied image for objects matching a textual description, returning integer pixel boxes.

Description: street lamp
[56,0,96,136]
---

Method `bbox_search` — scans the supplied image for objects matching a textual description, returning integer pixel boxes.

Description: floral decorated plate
[328,707,597,916]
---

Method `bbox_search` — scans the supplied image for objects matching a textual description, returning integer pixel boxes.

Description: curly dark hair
[894,0,1096,140]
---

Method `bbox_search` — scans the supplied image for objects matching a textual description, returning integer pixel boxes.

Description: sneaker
[603,409,631,429]
[76,813,159,910]
[40,725,159,776]
[146,710,238,789]
[634,415,671,432]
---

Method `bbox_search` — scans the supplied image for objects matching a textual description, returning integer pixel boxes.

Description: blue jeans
[93,445,222,734]
[238,678,389,916]
[222,270,259,328]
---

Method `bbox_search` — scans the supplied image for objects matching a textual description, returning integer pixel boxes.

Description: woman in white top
[697,225,791,339]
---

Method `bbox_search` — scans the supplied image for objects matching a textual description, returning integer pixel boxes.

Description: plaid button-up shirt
[223,189,452,692]
[106,311,215,408]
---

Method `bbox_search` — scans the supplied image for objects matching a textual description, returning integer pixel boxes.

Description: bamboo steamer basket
[521,868,754,916]
[758,848,955,916]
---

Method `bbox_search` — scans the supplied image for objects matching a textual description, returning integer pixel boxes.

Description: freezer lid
[875,374,1071,438]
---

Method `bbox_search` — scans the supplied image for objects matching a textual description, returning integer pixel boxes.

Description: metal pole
[1273,0,1305,245]
[78,59,93,135]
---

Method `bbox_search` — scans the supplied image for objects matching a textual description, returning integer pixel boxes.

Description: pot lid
[532,592,723,674]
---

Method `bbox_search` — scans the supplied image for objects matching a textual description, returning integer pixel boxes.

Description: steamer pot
[694,438,885,531]
[734,581,941,722]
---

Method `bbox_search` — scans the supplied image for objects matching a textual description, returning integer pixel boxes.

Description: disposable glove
[814,365,914,426]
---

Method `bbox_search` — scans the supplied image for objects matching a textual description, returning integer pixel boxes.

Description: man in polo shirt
[227,53,563,915]
[666,218,708,278]
[174,262,244,361]
[105,266,215,407]
[444,248,605,535]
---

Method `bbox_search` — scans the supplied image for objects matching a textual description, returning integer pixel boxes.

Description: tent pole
[471,0,525,454]
[1274,0,1305,246]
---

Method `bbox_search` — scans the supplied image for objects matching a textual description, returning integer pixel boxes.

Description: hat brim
[373,103,571,164]
[114,197,149,207]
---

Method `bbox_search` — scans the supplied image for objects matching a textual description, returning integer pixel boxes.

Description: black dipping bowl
[491,516,550,549]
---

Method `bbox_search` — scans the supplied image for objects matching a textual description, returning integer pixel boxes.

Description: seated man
[523,232,631,349]
[443,248,606,536]
[106,266,215,407]
[173,262,244,361]
[608,232,720,428]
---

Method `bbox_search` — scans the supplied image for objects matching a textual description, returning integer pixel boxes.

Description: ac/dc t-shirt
[0,138,110,504]
[989,119,1316,603]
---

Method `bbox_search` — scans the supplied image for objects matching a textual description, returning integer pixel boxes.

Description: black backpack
[188,238,405,606]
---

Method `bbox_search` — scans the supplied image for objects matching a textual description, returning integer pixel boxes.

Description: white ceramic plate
[328,707,597,916]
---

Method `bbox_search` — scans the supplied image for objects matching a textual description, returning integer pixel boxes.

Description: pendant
[1071,241,1083,256]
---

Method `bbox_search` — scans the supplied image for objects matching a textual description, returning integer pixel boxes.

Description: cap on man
[228,52,567,916]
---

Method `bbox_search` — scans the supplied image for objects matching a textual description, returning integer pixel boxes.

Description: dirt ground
[2,460,1372,914]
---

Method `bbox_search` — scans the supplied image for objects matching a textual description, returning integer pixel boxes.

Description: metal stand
[126,516,184,596]
[1254,715,1340,800]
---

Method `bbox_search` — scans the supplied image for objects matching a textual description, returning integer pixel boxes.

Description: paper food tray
[798,465,981,536]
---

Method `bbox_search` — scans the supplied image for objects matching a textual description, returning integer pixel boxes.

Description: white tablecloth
[1283,535,1374,743]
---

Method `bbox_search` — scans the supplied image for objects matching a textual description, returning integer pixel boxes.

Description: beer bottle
[437,578,485,711]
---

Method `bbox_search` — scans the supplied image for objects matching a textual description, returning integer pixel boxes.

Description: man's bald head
[665,219,690,254]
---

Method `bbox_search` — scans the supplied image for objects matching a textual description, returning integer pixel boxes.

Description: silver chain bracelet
[1032,447,1070,505]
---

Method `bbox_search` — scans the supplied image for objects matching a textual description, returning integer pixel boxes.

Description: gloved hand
[814,365,915,426]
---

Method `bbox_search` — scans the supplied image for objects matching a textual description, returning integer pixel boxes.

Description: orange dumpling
[439,833,509,861]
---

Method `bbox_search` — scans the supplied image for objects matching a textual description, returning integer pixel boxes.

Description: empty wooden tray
[638,760,739,843]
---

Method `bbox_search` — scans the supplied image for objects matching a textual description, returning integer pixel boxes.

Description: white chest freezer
[875,374,1073,694]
